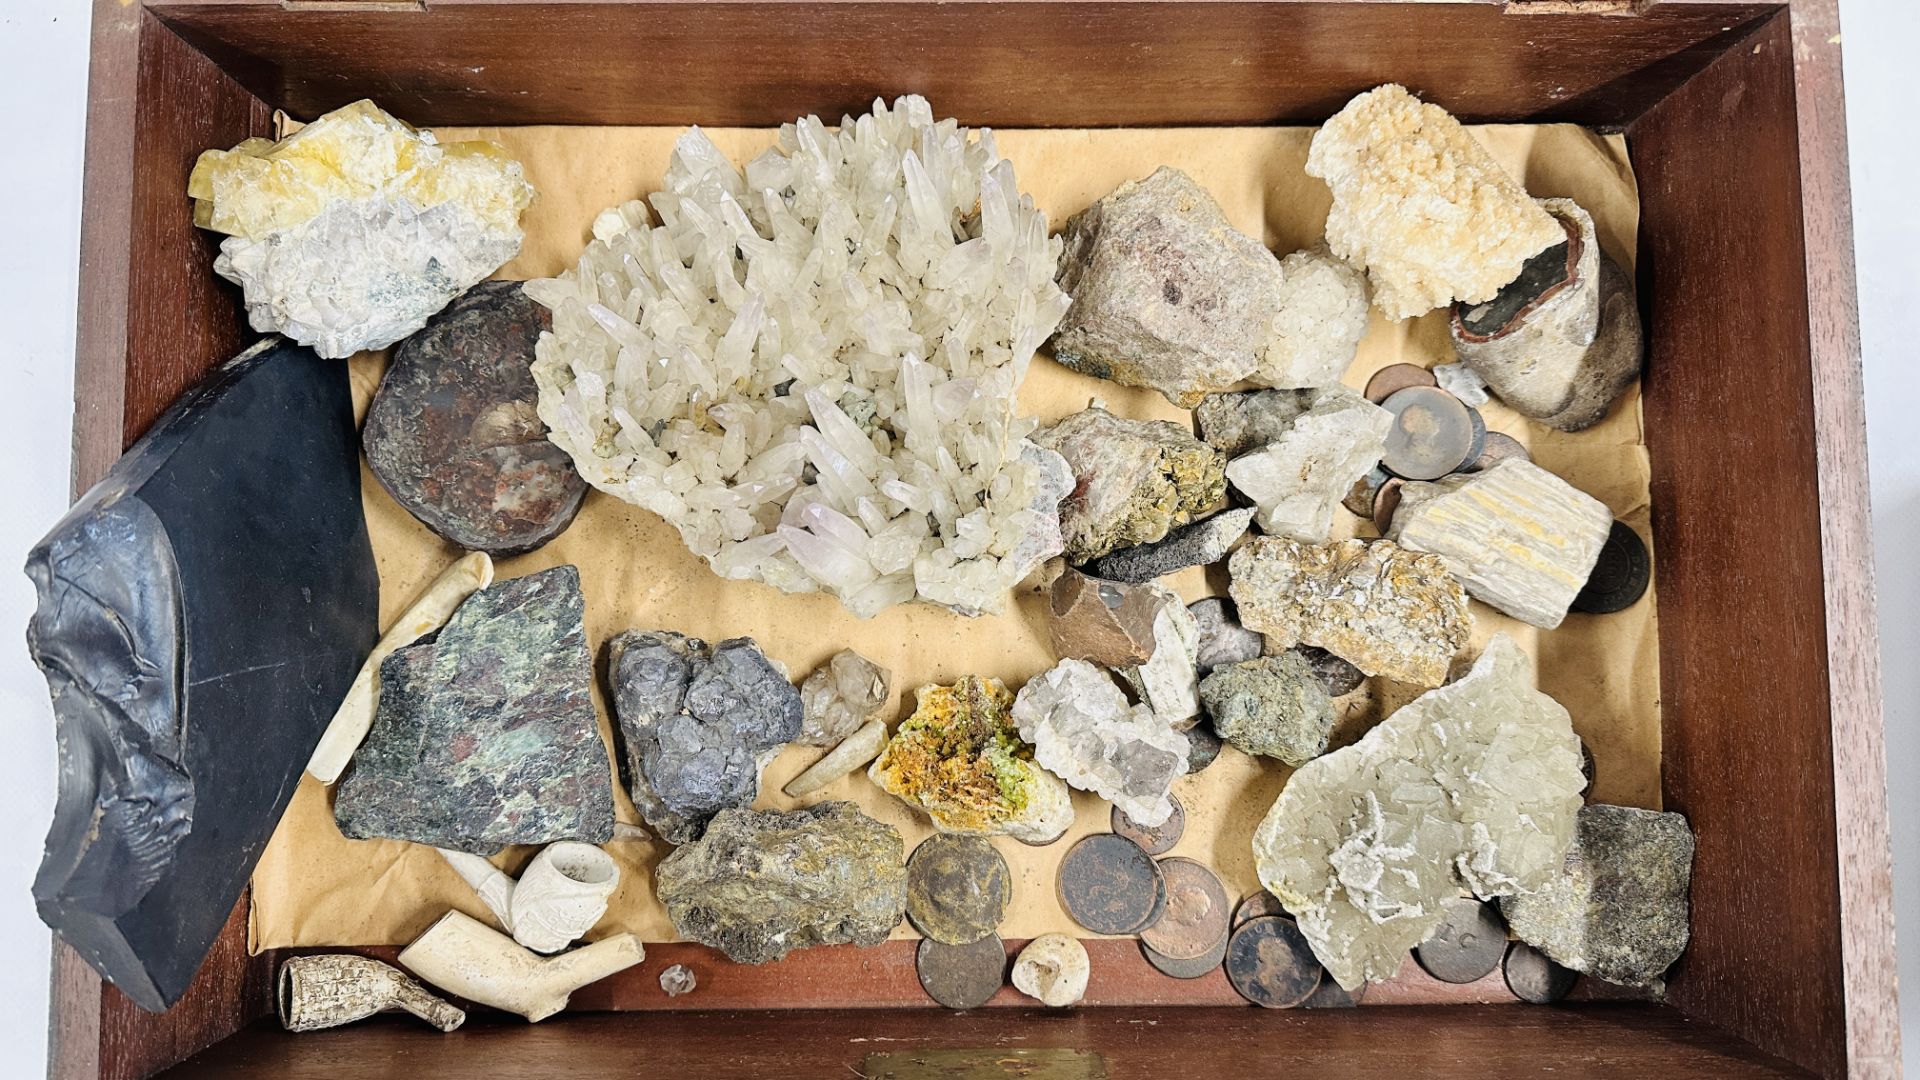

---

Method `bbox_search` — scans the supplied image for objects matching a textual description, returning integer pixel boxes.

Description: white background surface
[0,0,1913,1073]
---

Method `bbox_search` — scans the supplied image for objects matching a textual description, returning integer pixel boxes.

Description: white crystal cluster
[1013,659,1188,826]
[528,97,1073,617]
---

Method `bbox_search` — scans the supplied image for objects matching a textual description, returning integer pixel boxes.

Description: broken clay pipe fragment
[437,840,619,954]
[278,954,465,1034]
[308,551,494,783]
[398,911,644,1023]
[783,719,888,797]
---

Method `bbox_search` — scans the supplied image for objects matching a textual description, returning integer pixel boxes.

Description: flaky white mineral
[1255,248,1373,389]
[528,97,1073,617]
[1223,386,1392,542]
[1014,659,1188,827]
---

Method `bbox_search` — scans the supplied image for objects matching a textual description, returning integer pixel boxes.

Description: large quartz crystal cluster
[528,97,1073,617]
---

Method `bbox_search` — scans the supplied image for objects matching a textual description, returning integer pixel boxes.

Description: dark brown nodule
[1112,795,1184,855]
[1372,477,1405,531]
[1301,975,1366,1008]
[1138,857,1231,961]
[1184,721,1223,774]
[1058,833,1164,936]
[1414,897,1509,985]
[1364,363,1438,405]
[1571,520,1651,614]
[1225,915,1321,1008]
[1504,941,1579,1004]
[915,934,1007,1009]
[905,834,1011,946]
[1381,386,1482,482]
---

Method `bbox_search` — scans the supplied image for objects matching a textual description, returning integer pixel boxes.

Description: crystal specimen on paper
[798,648,892,747]
[1189,597,1266,675]
[1224,386,1392,542]
[1118,590,1202,729]
[1230,536,1470,687]
[1051,167,1290,406]
[869,676,1073,844]
[1048,566,1177,668]
[1452,199,1644,432]
[1252,634,1586,989]
[363,280,586,556]
[1199,654,1335,767]
[655,803,907,964]
[607,630,802,844]
[1253,247,1373,389]
[189,100,533,358]
[1307,84,1563,321]
[335,566,615,854]
[1034,406,1226,563]
[1500,805,1694,987]
[1015,659,1188,826]
[26,340,375,1011]
[1386,458,1613,630]
[527,98,1072,618]
[1085,507,1253,585]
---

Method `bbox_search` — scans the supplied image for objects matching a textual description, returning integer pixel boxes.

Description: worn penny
[1504,941,1579,1004]
[916,934,1007,1009]
[1571,520,1652,615]
[906,834,1011,946]
[1141,931,1229,980]
[1225,915,1322,1009]
[1302,974,1367,1008]
[1415,897,1509,984]
[1058,833,1166,936]
[1372,476,1405,532]
[1381,386,1485,481]
[1465,430,1531,473]
[1139,857,1231,961]
[1184,720,1223,774]
[1365,363,1439,404]
[1233,890,1287,928]
[1112,795,1185,856]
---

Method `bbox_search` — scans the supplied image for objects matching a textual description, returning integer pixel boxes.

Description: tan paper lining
[249,122,1658,952]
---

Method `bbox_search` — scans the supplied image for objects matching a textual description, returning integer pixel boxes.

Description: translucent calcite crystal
[527,97,1073,618]
[189,100,533,358]
[1014,659,1188,827]
[1251,634,1586,990]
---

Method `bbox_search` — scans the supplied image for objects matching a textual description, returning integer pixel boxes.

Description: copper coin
[1225,915,1322,1008]
[1058,833,1166,936]
[906,834,1011,946]
[1343,466,1390,518]
[1184,721,1223,774]
[1365,363,1438,405]
[1571,520,1651,615]
[1504,941,1579,1004]
[1233,890,1286,928]
[1382,387,1484,481]
[1139,857,1231,961]
[916,934,1006,1009]
[1414,897,1508,984]
[1302,974,1367,1008]
[1372,476,1405,533]
[1141,931,1229,980]
[1133,864,1170,934]
[1112,795,1185,856]
[1465,430,1531,473]
[1295,646,1365,698]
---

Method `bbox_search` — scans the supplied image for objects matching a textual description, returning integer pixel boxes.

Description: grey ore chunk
[1085,508,1254,584]
[1199,654,1336,767]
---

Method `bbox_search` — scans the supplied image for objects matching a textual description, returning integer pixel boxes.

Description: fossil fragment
[654,803,907,964]
[1252,634,1586,989]
[1307,85,1563,321]
[1012,933,1090,1007]
[1013,659,1188,826]
[278,955,465,1034]
[869,676,1073,844]
[798,648,891,747]
[1048,566,1177,668]
[1085,508,1253,585]
[1229,536,1470,687]
[784,719,890,798]
[1223,386,1392,542]
[399,911,643,1022]
[1035,406,1227,563]
[607,630,802,844]
[1118,590,1203,729]
[1189,597,1266,675]
[1199,654,1335,767]
[1386,458,1613,630]
[437,841,619,954]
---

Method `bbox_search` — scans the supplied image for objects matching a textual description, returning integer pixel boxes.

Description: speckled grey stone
[1189,597,1265,675]
[1198,654,1335,767]
[1086,508,1253,584]
[1035,407,1227,563]
[1194,388,1321,458]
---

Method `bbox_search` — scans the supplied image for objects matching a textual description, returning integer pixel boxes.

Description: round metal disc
[1139,857,1231,961]
[1141,931,1229,980]
[1382,387,1483,481]
[1504,941,1579,1005]
[1184,721,1223,774]
[1233,890,1286,928]
[1112,795,1185,856]
[1372,477,1405,531]
[1365,363,1438,404]
[1414,897,1508,984]
[1132,862,1170,934]
[1571,520,1651,615]
[1466,430,1531,473]
[1225,915,1322,1009]
[1302,974,1367,1008]
[906,834,1012,946]
[916,934,1007,1009]
[1058,833,1166,936]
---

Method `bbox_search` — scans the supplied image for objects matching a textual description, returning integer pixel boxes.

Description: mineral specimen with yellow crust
[189,99,533,358]
[869,676,1073,844]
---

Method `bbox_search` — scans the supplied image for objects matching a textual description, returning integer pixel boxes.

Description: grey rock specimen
[1500,804,1694,987]
[655,803,907,964]
[607,630,802,844]
[1291,645,1367,698]
[1189,597,1265,675]
[1254,247,1373,389]
[1119,588,1202,729]
[1035,407,1226,563]
[1196,388,1321,458]
[1199,655,1335,766]
[798,649,891,747]
[1223,386,1393,542]
[1086,508,1253,584]
[1451,199,1643,432]
[335,566,615,854]
[1386,458,1613,630]
[1048,565,1178,668]
[1051,167,1289,406]
[1014,658,1188,826]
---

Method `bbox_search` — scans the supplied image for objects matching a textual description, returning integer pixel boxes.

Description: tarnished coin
[1135,864,1170,934]
[916,934,1007,1009]
[1504,941,1579,1004]
[1058,833,1167,936]
[1141,931,1229,980]
[1295,646,1365,697]
[1465,430,1531,473]
[1415,897,1508,984]
[1372,476,1405,532]
[1139,857,1231,961]
[1233,890,1286,928]
[1112,795,1184,856]
[1571,520,1651,615]
[1302,974,1367,1008]
[1343,466,1391,518]
[1382,387,1485,481]
[907,834,1012,945]
[1365,363,1439,405]
[1184,720,1223,774]
[1225,915,1322,1008]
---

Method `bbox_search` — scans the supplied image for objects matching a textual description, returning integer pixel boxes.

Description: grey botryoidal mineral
[607,630,802,844]
[1085,508,1253,585]
[335,566,615,854]
[655,803,907,964]
[1199,654,1335,767]
[798,649,891,747]
[1035,406,1226,563]
[1500,804,1694,987]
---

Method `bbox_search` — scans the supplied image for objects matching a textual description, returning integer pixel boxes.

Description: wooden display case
[58,0,1895,1076]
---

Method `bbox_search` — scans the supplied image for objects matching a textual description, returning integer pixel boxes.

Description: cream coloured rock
[799,649,891,747]
[782,719,889,798]
[1035,407,1227,563]
[398,912,644,1022]
[1013,659,1188,827]
[1253,247,1373,389]
[1118,589,1202,729]
[437,842,620,955]
[1012,933,1090,1007]
[1223,386,1392,542]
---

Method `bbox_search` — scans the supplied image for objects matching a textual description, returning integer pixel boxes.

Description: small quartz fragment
[606,630,803,844]
[1013,659,1188,827]
[1189,597,1266,675]
[1500,804,1694,987]
[1012,933,1090,1007]
[654,803,907,964]
[869,677,1074,844]
[1036,407,1227,562]
[1432,362,1491,408]
[1085,508,1253,584]
[798,649,892,747]
[658,964,697,997]
[1229,536,1471,687]
[1223,386,1393,542]
[1307,85,1563,321]
[1254,247,1373,389]
[1199,655,1335,767]
[1252,634,1587,989]
[1386,458,1613,630]
[1118,590,1203,729]
[1048,566,1178,668]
